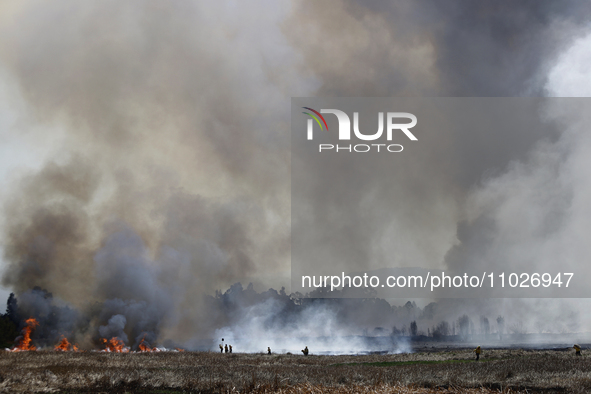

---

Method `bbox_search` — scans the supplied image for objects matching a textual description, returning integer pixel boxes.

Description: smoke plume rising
[0,0,590,351]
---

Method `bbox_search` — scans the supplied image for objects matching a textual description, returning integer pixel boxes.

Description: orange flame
[54,336,79,352]
[10,318,39,351]
[101,337,128,353]
[138,335,157,352]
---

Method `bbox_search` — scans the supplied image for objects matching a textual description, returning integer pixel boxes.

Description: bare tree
[433,321,450,339]
[457,315,470,340]
[480,316,490,336]
[496,316,505,340]
[410,321,418,336]
[509,320,527,335]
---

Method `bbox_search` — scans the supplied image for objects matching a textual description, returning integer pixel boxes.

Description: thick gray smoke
[0,0,590,351]
[285,0,591,97]
[98,315,128,345]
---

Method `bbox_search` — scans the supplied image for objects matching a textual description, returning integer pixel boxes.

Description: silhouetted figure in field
[219,344,223,353]
[474,346,481,361]
[224,344,228,353]
[574,344,582,356]
[267,347,271,354]
[302,346,309,356]
[229,345,232,353]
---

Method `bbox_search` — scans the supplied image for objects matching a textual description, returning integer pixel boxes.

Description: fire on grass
[95,336,184,352]
[138,335,157,352]
[101,337,129,353]
[55,336,79,352]
[137,335,184,352]
[5,317,184,352]
[8,317,39,352]
[100,336,162,353]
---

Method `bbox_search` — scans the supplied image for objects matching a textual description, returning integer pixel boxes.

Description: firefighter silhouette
[219,344,223,353]
[574,344,582,356]
[267,347,271,354]
[229,345,232,353]
[224,344,228,353]
[474,346,481,361]
[301,346,309,356]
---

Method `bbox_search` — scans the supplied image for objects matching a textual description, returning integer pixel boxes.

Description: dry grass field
[0,348,589,393]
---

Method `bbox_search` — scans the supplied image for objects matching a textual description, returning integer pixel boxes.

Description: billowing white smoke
[546,29,591,97]
[214,298,410,355]
[444,30,591,332]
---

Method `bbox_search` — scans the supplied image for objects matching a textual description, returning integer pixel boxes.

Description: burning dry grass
[100,337,129,353]
[0,349,588,393]
[8,318,39,352]
[54,336,80,352]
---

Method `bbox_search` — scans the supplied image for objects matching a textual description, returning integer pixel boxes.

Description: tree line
[390,315,507,340]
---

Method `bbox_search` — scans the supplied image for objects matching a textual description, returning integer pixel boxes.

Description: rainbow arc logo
[302,107,328,132]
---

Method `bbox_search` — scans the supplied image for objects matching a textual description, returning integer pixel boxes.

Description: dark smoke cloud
[426,0,591,96]
[1,157,99,303]
[0,0,295,293]
[285,0,591,97]
[16,287,82,347]
[98,315,128,345]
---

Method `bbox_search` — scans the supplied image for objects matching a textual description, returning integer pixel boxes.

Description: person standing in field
[302,346,309,356]
[229,345,232,353]
[474,346,481,361]
[267,347,271,354]
[574,344,582,356]
[219,344,223,353]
